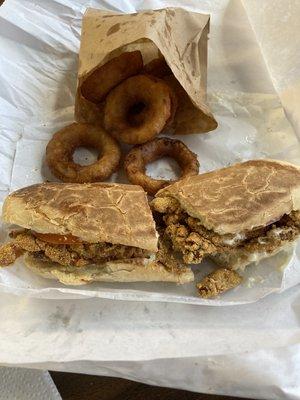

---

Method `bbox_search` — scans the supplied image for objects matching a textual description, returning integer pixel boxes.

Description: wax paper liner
[0,0,300,306]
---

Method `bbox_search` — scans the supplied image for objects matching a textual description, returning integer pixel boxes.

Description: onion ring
[46,122,121,183]
[104,75,173,144]
[163,80,178,130]
[124,137,199,195]
[143,58,176,128]
[81,51,143,103]
[143,57,172,78]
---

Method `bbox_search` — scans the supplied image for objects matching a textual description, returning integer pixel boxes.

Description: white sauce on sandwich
[143,253,156,265]
[222,233,246,246]
[258,237,268,244]
[250,252,267,262]
[271,227,285,237]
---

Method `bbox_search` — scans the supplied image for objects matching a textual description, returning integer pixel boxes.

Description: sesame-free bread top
[2,182,158,251]
[155,160,300,235]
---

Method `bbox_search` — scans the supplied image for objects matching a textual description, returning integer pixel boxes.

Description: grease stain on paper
[165,20,172,35]
[107,23,120,36]
[48,306,71,327]
[48,305,83,333]
[167,9,175,17]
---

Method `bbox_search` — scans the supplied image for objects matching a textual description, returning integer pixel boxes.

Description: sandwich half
[151,160,300,270]
[0,182,193,285]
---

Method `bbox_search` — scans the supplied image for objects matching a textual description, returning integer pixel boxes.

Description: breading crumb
[151,197,179,214]
[197,268,242,298]
[0,243,24,266]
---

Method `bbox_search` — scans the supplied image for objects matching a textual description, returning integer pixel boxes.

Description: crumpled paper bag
[75,7,217,134]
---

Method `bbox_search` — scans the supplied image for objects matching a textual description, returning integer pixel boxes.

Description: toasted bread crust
[24,254,194,285]
[156,160,300,234]
[2,183,158,251]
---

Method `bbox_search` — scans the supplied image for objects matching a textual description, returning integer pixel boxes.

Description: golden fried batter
[152,197,300,264]
[36,240,89,268]
[151,197,179,214]
[155,233,184,274]
[0,231,151,268]
[14,232,41,252]
[0,243,24,266]
[197,268,242,298]
[165,223,216,264]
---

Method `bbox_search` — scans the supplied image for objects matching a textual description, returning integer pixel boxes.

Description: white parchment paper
[1,0,300,398]
[1,286,300,400]
[0,0,300,305]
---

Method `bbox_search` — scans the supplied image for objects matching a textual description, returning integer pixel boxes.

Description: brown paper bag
[75,7,218,135]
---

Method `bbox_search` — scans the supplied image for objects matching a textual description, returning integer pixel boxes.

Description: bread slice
[156,159,300,235]
[2,183,158,251]
[24,254,194,285]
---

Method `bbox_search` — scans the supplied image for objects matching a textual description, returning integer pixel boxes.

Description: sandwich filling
[151,197,300,265]
[0,230,151,267]
[0,229,186,275]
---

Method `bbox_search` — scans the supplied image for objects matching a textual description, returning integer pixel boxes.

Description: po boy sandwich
[0,182,193,285]
[151,159,300,271]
